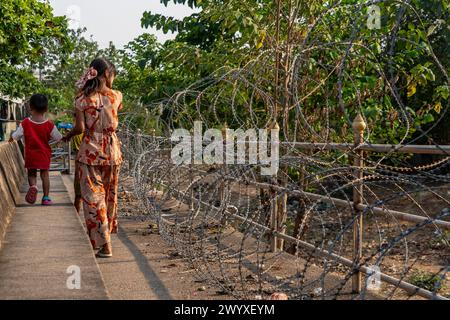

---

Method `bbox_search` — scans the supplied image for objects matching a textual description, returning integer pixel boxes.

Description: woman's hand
[62,109,85,143]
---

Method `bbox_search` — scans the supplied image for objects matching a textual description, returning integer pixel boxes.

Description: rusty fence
[120,115,449,300]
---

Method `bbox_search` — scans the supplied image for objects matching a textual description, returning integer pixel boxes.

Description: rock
[271,265,282,271]
[312,287,322,296]
[245,274,257,281]
[270,293,288,300]
[168,251,180,258]
[148,223,158,230]
[216,290,228,295]
[198,286,207,292]
[165,263,177,268]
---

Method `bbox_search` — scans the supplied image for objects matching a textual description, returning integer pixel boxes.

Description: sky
[48,0,198,48]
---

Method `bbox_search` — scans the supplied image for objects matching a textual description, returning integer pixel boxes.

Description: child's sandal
[25,185,38,204]
[41,196,53,206]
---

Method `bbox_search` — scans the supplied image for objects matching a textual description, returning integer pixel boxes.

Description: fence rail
[50,141,71,174]
[120,115,449,300]
[284,142,450,155]
[159,176,447,300]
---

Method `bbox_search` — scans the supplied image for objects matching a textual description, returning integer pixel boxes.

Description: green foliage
[39,30,125,113]
[115,33,161,105]
[0,0,448,148]
[129,0,449,145]
[0,0,72,98]
[0,0,71,63]
[38,28,100,112]
[408,270,446,292]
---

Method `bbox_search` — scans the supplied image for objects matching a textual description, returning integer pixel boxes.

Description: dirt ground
[120,170,449,299]
[111,217,235,300]
[285,182,450,298]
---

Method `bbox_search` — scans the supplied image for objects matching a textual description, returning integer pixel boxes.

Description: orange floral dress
[75,89,123,248]
[76,90,123,166]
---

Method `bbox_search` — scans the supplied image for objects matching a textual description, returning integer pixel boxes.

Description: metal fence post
[189,128,194,212]
[352,113,366,293]
[219,124,228,206]
[270,183,278,252]
[136,128,142,154]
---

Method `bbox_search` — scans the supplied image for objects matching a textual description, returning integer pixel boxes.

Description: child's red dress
[20,118,56,170]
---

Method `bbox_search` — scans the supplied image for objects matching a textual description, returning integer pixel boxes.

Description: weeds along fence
[118,116,449,300]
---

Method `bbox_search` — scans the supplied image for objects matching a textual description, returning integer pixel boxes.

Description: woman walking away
[63,58,123,258]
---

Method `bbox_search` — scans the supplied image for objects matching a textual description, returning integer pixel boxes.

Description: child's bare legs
[28,169,37,186]
[27,169,50,195]
[40,170,50,197]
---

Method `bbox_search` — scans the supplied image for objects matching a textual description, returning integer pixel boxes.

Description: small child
[9,94,62,205]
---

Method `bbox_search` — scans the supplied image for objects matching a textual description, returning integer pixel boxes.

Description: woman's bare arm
[63,109,85,141]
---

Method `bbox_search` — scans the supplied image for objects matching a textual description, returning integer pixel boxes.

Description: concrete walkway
[60,174,171,300]
[62,173,176,300]
[96,225,173,300]
[0,172,109,299]
[61,174,232,300]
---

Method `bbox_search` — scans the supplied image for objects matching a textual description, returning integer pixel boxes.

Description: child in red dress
[9,94,62,205]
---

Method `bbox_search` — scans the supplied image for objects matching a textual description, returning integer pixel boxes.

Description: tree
[41,30,128,113]
[0,0,72,98]
[34,28,99,113]
[137,0,449,146]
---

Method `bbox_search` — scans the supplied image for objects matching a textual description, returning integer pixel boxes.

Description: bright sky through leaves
[48,0,197,48]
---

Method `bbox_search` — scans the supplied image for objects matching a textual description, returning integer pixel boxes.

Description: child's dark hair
[29,94,48,113]
[82,57,117,97]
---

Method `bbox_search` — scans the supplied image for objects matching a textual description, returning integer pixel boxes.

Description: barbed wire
[118,0,449,300]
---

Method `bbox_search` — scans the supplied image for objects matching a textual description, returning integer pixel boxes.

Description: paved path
[61,174,231,300]
[0,173,108,299]
[96,224,173,300]
[61,174,165,300]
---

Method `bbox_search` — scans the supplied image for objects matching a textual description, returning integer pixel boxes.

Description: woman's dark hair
[82,57,117,97]
[29,94,48,113]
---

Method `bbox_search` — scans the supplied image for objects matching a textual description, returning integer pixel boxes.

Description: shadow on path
[116,226,173,300]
